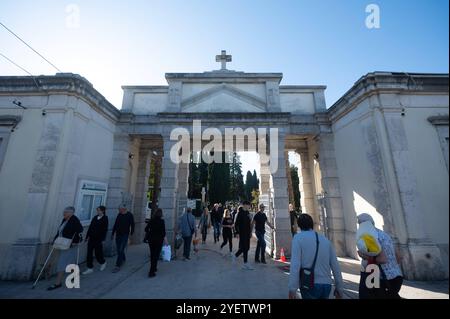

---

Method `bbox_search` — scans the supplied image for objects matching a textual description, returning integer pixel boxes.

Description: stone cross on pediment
[215,50,232,70]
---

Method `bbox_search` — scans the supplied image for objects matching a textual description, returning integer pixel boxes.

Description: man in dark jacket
[111,203,135,272]
[233,201,254,270]
[145,208,167,277]
[83,205,108,274]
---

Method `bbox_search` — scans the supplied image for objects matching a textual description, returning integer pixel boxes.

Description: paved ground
[0,234,448,299]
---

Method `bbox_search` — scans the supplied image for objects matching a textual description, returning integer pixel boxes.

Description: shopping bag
[161,245,171,262]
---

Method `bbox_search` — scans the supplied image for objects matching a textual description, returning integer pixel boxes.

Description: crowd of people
[45,201,403,299]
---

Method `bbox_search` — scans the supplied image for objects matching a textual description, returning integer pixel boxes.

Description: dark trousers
[255,230,266,262]
[201,226,208,242]
[183,236,192,258]
[115,234,128,267]
[359,271,403,299]
[220,229,233,252]
[235,236,250,263]
[86,240,105,269]
[149,241,163,274]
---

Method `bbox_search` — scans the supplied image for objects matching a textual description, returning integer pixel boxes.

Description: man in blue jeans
[111,203,135,273]
[252,203,274,264]
[288,214,344,299]
[178,207,197,260]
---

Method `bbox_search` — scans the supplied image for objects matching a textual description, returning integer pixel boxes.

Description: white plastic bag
[356,221,381,256]
[161,245,171,262]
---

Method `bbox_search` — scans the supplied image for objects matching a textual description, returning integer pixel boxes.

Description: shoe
[148,272,156,278]
[186,256,191,260]
[100,262,107,271]
[231,255,237,264]
[242,264,254,270]
[182,257,187,262]
[255,259,260,263]
[261,260,267,264]
[47,284,62,291]
[112,266,120,273]
[82,268,94,275]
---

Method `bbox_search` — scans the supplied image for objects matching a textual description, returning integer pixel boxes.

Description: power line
[0,21,62,72]
[0,51,41,89]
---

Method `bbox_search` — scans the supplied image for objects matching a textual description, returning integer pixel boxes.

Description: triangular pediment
[181,84,267,112]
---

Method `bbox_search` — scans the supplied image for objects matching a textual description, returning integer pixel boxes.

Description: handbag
[53,234,75,250]
[299,232,319,290]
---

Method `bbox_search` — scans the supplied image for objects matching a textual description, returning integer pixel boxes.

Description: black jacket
[235,208,252,237]
[54,215,83,244]
[145,217,166,243]
[112,211,135,236]
[86,215,108,243]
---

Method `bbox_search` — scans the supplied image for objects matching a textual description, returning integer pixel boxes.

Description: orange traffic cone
[279,248,287,262]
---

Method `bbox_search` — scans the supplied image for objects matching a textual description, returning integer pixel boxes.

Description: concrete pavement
[0,233,448,299]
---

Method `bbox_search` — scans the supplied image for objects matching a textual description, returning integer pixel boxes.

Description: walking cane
[32,245,55,289]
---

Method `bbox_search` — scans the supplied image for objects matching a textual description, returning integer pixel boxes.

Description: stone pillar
[285,151,295,207]
[105,133,135,256]
[316,133,346,256]
[259,161,273,256]
[297,149,319,229]
[177,161,189,216]
[131,149,150,244]
[271,133,291,257]
[158,137,179,250]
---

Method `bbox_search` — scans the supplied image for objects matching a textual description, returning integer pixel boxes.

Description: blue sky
[0,0,448,108]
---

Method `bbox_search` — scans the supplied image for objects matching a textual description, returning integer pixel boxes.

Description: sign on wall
[75,180,108,224]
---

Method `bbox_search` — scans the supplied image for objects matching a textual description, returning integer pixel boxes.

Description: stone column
[158,137,179,250]
[131,149,150,244]
[259,160,273,255]
[270,132,291,257]
[105,133,135,256]
[316,133,346,256]
[297,149,319,229]
[285,151,295,207]
[177,161,189,216]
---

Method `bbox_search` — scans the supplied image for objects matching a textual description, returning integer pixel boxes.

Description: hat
[357,213,374,225]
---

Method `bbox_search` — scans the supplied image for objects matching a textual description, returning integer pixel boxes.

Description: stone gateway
[0,53,448,281]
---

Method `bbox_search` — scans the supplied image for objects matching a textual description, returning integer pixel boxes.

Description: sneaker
[231,254,237,264]
[112,266,120,273]
[242,263,254,270]
[100,262,107,271]
[82,268,94,275]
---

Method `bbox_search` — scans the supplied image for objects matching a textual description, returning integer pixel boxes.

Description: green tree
[207,152,231,204]
[229,152,245,202]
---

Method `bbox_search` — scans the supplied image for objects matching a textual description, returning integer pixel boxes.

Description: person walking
[252,203,274,264]
[233,201,254,270]
[198,207,211,244]
[82,205,108,275]
[178,207,197,260]
[289,203,299,237]
[145,208,167,278]
[47,206,83,290]
[211,203,222,243]
[220,209,234,255]
[111,203,135,273]
[288,213,344,299]
[357,213,403,299]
